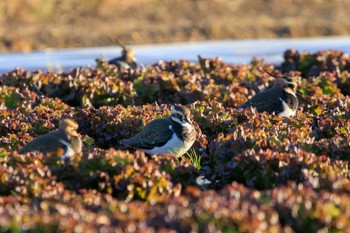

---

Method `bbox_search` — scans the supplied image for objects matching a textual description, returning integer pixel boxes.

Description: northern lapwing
[239,70,299,117]
[121,105,196,157]
[107,36,137,69]
[18,118,82,159]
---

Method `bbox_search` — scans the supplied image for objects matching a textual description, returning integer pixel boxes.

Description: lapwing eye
[288,83,295,89]
[174,113,183,120]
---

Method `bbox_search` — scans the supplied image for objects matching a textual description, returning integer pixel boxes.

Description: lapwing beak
[297,90,304,96]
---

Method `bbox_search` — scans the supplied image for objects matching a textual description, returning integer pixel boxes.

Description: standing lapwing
[121,105,196,157]
[18,118,82,159]
[239,70,299,117]
[107,36,137,69]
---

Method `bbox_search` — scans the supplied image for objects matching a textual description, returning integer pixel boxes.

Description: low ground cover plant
[0,49,349,232]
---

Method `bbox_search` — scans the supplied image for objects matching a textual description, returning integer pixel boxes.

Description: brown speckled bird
[239,71,299,117]
[18,119,82,159]
[121,105,196,157]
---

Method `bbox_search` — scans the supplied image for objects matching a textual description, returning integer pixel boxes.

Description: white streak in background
[1,36,350,74]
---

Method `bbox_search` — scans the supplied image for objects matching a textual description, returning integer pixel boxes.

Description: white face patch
[279,97,296,117]
[182,122,193,130]
[170,116,179,123]
[67,127,79,137]
[59,139,75,160]
[171,116,193,128]
[284,87,296,95]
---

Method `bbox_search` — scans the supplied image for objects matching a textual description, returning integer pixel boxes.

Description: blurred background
[1,0,350,52]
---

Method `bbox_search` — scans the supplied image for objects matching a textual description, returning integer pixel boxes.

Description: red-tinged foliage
[0,49,349,232]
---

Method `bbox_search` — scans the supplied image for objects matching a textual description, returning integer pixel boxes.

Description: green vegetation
[185,148,202,171]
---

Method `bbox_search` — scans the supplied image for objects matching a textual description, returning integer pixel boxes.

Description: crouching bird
[106,36,137,69]
[239,71,299,117]
[108,47,137,69]
[18,118,82,159]
[121,105,196,157]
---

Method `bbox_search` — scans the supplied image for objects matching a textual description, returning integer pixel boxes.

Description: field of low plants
[0,49,349,232]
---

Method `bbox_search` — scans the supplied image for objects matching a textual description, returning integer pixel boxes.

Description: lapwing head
[170,105,192,125]
[263,69,298,95]
[59,119,79,137]
[274,78,298,95]
[122,48,136,62]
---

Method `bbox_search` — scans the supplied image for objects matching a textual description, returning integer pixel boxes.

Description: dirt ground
[1,0,350,52]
